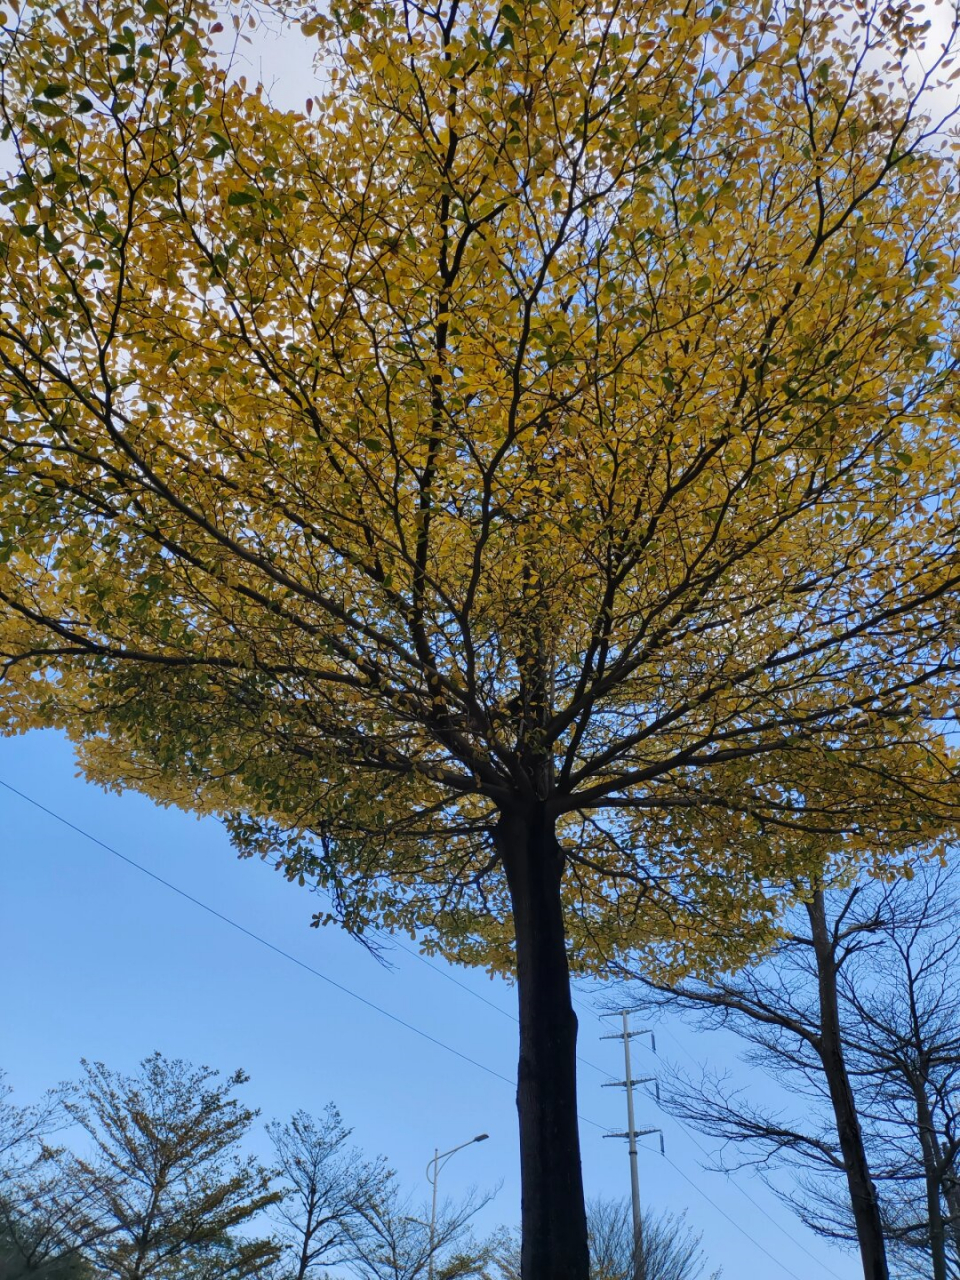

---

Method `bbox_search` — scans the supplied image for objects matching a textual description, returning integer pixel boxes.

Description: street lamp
[425,1133,489,1280]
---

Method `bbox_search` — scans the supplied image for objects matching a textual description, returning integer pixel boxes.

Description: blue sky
[1,728,860,1280]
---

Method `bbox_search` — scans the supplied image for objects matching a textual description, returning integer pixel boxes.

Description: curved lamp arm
[426,1133,489,1187]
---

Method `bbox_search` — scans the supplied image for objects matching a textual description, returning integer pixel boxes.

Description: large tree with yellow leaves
[3,0,960,1273]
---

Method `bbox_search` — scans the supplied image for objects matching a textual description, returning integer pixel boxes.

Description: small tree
[48,1054,280,1280]
[267,1107,386,1279]
[0,1073,66,1187]
[485,1200,718,1280]
[586,1198,718,1280]
[344,1172,495,1280]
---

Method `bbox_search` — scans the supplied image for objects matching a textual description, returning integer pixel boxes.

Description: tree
[43,1054,279,1280]
[627,866,960,1280]
[148,1234,284,1280]
[4,0,960,1274]
[0,1073,94,1277]
[585,1198,718,1280]
[267,1107,386,1279]
[485,1199,718,1280]
[341,1171,495,1280]
[0,1074,66,1190]
[831,868,960,1280]
[0,1194,95,1280]
[0,1221,92,1280]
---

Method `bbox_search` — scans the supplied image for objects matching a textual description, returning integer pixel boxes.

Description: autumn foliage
[3,0,960,1273]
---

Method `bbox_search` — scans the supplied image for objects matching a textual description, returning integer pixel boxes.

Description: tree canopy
[4,0,960,1273]
[52,1055,278,1280]
[2,0,960,966]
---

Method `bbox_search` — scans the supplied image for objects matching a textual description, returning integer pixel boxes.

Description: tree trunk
[807,891,889,1280]
[942,1159,960,1271]
[495,806,589,1280]
[912,1078,949,1280]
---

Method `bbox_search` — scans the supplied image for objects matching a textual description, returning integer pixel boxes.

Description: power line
[0,777,516,1093]
[389,936,518,1024]
[662,1079,846,1277]
[381,925,620,1083]
[0,776,612,1136]
[0,776,832,1280]
[663,1150,807,1280]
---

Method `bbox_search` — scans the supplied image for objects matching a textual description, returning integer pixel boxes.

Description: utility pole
[602,1010,663,1280]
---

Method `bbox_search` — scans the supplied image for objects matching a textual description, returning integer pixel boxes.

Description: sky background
[1,729,861,1280]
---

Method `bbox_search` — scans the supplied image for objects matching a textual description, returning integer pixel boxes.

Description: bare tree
[626,882,887,1280]
[267,1107,386,1279]
[482,1200,718,1280]
[585,1199,719,1280]
[343,1171,496,1280]
[833,870,960,1280]
[625,865,960,1280]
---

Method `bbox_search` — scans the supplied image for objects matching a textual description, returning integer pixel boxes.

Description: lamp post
[426,1132,489,1280]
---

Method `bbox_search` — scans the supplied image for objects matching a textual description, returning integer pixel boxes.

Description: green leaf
[227,190,258,207]
[204,131,230,159]
[42,84,70,99]
[501,3,520,23]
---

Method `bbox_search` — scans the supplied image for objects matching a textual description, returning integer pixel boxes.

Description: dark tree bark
[807,891,889,1280]
[911,1078,949,1280]
[496,806,589,1280]
[943,1164,960,1269]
